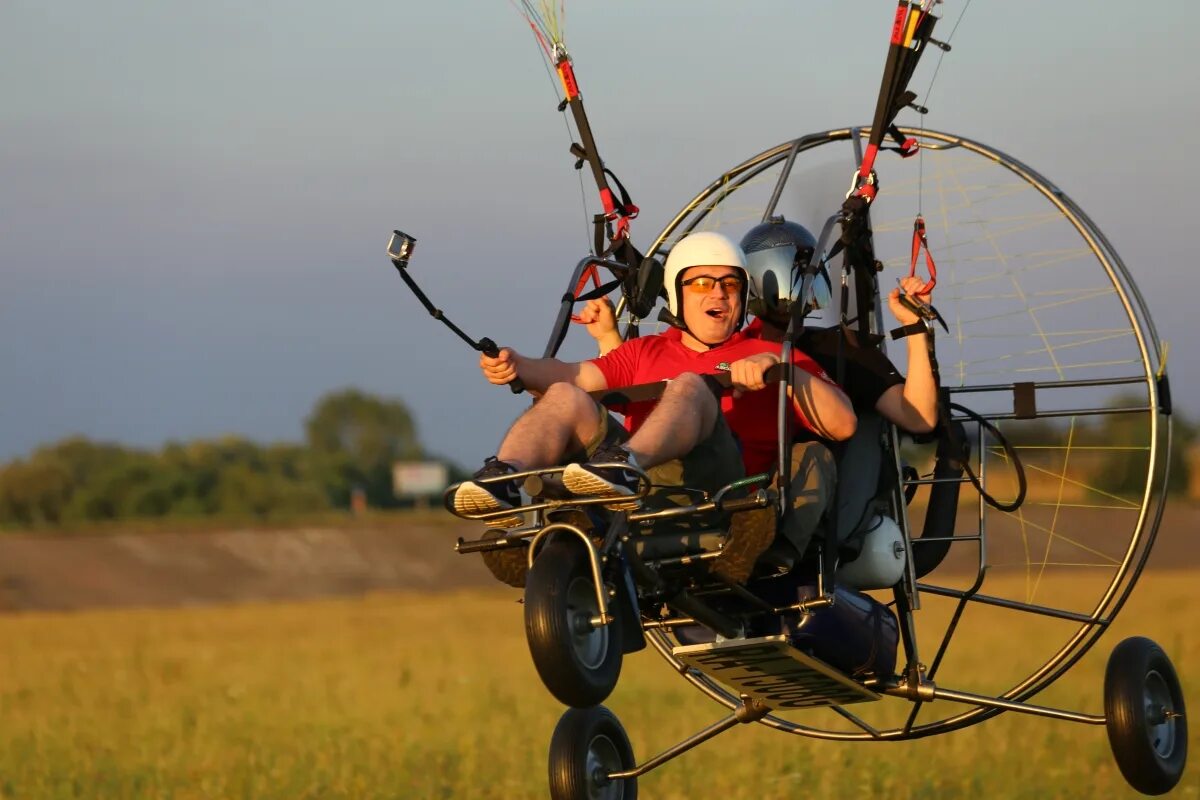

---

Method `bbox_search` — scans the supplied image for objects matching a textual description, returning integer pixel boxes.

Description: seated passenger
[452,231,855,560]
[740,216,941,548]
[740,216,937,433]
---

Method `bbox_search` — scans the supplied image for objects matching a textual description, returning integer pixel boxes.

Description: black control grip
[478,338,525,395]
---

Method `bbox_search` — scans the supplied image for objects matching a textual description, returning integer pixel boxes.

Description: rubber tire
[525,539,623,708]
[1104,636,1188,795]
[548,705,637,800]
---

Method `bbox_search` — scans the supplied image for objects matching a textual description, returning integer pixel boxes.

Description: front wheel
[1104,636,1188,795]
[548,705,637,800]
[525,539,623,708]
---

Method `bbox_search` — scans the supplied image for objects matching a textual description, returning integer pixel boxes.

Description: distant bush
[0,389,454,529]
[0,435,331,527]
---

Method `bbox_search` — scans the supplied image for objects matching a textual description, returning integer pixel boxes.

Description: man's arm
[728,353,857,441]
[878,276,939,433]
[873,342,937,433]
[480,349,608,395]
[789,364,857,441]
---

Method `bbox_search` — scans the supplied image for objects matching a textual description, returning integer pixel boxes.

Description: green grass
[1,573,1197,799]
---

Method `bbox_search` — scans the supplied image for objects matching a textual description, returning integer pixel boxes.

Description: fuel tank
[674,575,899,679]
[777,582,899,678]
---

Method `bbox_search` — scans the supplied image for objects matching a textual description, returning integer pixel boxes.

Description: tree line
[0,389,449,528]
[1,388,1192,529]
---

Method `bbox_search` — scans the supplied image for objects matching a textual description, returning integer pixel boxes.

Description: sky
[2,0,1198,470]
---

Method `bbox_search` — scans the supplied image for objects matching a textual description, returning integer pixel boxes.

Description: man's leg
[495,382,604,471]
[778,442,836,555]
[563,372,720,502]
[624,372,720,468]
[454,382,603,525]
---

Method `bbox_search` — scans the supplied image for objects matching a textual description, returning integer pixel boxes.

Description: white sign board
[392,461,449,497]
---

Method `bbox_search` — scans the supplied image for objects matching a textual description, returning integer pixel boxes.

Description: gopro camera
[387,230,417,265]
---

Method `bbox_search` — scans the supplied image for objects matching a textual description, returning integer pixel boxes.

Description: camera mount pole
[387,231,525,395]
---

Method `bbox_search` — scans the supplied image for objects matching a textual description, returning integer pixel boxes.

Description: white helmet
[836,514,906,590]
[662,231,749,330]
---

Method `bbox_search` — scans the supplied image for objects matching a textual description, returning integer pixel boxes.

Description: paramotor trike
[434,125,1185,799]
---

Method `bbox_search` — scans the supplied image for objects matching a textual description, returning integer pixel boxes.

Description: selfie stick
[387,231,525,394]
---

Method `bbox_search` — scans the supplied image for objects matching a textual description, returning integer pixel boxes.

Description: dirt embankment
[0,517,493,612]
[1,505,1196,613]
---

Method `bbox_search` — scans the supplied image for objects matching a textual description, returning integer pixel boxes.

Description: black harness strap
[890,322,928,340]
[574,278,624,303]
[881,124,921,157]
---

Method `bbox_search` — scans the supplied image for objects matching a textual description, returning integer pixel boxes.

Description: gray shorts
[777,441,836,555]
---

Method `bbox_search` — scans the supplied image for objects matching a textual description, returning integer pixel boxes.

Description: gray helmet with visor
[740,216,832,326]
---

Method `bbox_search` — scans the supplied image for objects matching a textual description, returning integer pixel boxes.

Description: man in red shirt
[452,231,855,542]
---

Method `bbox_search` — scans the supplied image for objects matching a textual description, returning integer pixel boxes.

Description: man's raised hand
[578,298,617,337]
[888,275,930,326]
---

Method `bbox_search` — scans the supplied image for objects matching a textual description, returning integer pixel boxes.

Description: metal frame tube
[881,683,1106,725]
[606,715,741,780]
[606,699,770,781]
[526,522,613,626]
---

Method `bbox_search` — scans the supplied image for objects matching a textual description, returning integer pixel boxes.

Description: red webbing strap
[909,215,937,294]
[555,54,612,215]
[556,55,639,232]
[602,167,639,239]
[554,54,641,322]
[856,1,913,195]
[855,2,937,200]
[856,143,881,203]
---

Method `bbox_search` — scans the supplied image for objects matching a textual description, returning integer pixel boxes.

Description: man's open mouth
[705,308,729,319]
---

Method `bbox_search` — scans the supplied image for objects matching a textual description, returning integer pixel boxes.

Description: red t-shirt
[590,327,834,476]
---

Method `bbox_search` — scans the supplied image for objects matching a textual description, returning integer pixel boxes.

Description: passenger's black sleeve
[800,326,904,412]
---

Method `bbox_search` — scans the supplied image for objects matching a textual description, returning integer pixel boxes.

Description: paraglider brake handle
[385,230,525,394]
[895,286,948,335]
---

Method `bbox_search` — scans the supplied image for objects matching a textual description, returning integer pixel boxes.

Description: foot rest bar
[443,463,652,521]
[454,533,533,555]
[628,488,772,524]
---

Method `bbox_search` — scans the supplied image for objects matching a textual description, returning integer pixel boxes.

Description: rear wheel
[1104,636,1187,795]
[525,539,623,708]
[548,705,637,800]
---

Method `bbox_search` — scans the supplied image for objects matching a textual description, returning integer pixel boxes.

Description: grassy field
[1,572,1196,799]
